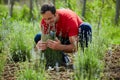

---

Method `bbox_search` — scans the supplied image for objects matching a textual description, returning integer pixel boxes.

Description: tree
[97,0,104,34]
[81,0,86,19]
[9,0,14,17]
[51,0,55,5]
[35,0,39,9]
[30,0,33,19]
[0,0,4,4]
[115,0,120,25]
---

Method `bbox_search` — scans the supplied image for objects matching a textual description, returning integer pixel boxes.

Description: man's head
[41,3,58,26]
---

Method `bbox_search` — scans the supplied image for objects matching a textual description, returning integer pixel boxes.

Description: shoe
[61,52,70,65]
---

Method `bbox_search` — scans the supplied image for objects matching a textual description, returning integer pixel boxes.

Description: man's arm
[47,35,78,53]
[59,35,78,53]
[36,40,47,50]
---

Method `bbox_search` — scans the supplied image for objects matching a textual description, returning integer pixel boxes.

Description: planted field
[1,45,120,80]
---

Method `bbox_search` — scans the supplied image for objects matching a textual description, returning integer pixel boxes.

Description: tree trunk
[35,0,39,8]
[9,0,14,17]
[115,0,120,25]
[47,0,55,5]
[52,0,55,6]
[4,0,8,4]
[30,0,33,19]
[97,0,104,34]
[65,0,67,3]
[39,0,44,6]
[82,0,86,19]
[0,0,4,4]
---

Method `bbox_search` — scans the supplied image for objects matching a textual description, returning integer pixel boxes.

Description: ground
[1,45,120,80]
[102,45,120,80]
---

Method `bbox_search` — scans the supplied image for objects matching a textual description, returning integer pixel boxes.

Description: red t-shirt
[41,9,83,38]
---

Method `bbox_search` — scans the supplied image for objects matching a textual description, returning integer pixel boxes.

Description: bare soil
[47,66,74,80]
[1,58,20,80]
[102,45,120,80]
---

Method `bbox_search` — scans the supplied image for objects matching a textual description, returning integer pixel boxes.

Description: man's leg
[34,33,41,44]
[58,37,71,65]
[78,22,92,50]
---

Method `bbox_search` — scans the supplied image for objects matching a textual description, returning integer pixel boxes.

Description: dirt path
[103,45,120,80]
[1,58,19,80]
[47,66,74,80]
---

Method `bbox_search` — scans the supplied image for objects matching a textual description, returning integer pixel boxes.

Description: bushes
[75,32,108,80]
[0,3,40,22]
[17,62,46,80]
[0,5,8,19]
[0,53,7,79]
[10,32,30,62]
[0,18,36,62]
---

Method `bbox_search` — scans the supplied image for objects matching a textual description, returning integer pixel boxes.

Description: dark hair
[40,3,56,14]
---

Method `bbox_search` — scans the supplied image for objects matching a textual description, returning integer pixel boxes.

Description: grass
[17,61,46,80]
[0,53,7,79]
[74,27,108,80]
[103,26,120,44]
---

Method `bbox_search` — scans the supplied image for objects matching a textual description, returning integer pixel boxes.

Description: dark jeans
[78,22,92,50]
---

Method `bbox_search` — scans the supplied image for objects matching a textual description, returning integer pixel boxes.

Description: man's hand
[36,40,47,50]
[47,38,61,50]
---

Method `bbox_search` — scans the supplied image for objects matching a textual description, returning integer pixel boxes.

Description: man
[34,3,92,65]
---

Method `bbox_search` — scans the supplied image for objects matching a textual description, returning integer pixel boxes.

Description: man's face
[42,11,56,26]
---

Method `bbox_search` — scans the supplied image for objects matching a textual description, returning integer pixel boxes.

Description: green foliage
[0,41,4,54]
[0,5,8,24]
[9,21,35,62]
[0,5,8,16]
[18,62,46,80]
[0,53,7,79]
[0,17,12,54]
[10,32,30,62]
[19,5,30,20]
[0,18,38,63]
[55,0,67,9]
[16,4,40,21]
[0,18,11,78]
[18,68,46,80]
[103,25,120,44]
[55,0,81,15]
[0,4,40,22]
[75,29,108,80]
[41,33,63,67]
[11,5,31,21]
[0,15,46,79]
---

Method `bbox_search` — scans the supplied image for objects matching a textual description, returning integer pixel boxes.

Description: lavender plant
[40,24,63,68]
